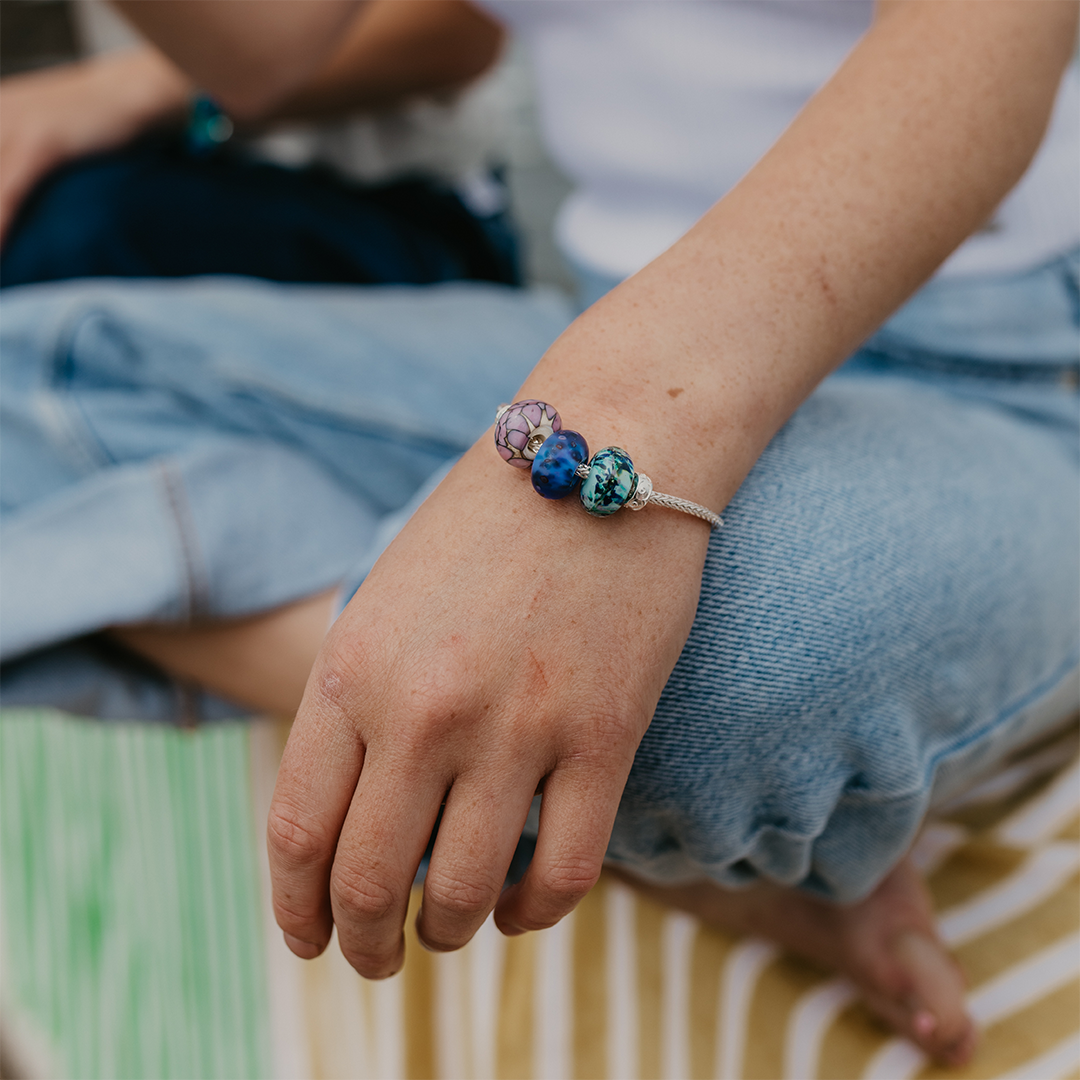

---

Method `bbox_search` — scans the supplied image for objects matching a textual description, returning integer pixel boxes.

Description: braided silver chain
[645,491,724,529]
[573,463,723,529]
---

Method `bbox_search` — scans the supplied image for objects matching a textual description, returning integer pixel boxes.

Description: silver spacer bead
[495,403,510,421]
[575,462,591,480]
[626,473,653,511]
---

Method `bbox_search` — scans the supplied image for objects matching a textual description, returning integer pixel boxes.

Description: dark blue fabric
[0,135,520,288]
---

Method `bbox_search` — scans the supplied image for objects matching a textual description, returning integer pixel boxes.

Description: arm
[0,1,503,243]
[268,0,504,120]
[111,0,362,119]
[112,0,502,121]
[0,48,188,243]
[268,0,1075,972]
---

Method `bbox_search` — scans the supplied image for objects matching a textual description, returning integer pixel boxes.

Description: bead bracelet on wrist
[494,400,723,529]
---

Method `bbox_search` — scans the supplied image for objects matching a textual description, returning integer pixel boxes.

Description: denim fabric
[611,361,1078,901]
[0,279,571,661]
[863,249,1080,367]
[1,255,1076,900]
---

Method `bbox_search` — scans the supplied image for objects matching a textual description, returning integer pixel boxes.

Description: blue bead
[531,430,589,500]
[580,447,637,516]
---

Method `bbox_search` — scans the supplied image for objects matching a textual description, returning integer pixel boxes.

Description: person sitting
[2,0,1076,1066]
[0,0,518,288]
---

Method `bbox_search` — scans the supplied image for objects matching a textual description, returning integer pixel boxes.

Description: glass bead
[580,447,638,516]
[531,430,590,500]
[495,400,561,468]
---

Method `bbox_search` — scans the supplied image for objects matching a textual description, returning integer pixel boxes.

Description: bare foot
[610,856,976,1066]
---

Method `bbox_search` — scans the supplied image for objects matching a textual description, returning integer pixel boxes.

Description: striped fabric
[2,708,1077,1080]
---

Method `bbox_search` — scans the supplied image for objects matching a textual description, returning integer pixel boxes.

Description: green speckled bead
[580,447,638,516]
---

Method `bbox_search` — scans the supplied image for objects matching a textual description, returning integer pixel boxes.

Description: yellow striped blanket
[2,710,1077,1080]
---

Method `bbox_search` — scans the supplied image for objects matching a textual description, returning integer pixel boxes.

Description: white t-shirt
[479,0,1080,281]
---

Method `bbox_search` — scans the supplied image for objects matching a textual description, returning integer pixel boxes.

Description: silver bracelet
[494,401,724,530]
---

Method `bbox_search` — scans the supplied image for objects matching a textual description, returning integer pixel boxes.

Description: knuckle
[394,705,449,755]
[330,867,399,924]
[424,871,499,923]
[395,696,476,758]
[310,651,367,712]
[267,804,330,869]
[535,857,601,910]
[272,894,326,935]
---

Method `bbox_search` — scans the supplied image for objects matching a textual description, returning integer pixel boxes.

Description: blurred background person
[0,0,521,287]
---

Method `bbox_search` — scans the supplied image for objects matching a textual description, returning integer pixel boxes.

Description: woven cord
[647,491,724,529]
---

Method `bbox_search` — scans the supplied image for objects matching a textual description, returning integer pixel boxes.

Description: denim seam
[30,390,106,478]
[857,344,1080,383]
[157,461,210,621]
[834,648,1080,807]
[212,366,478,453]
[38,307,120,475]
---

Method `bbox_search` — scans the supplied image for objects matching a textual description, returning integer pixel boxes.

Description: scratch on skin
[667,387,684,398]
[526,647,549,693]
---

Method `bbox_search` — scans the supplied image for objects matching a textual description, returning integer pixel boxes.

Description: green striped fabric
[1,709,271,1080]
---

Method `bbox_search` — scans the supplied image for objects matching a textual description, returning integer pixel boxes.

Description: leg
[111,588,337,717]
[606,365,1078,1063]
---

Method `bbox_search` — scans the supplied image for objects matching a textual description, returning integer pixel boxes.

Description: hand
[0,48,189,245]
[267,434,712,976]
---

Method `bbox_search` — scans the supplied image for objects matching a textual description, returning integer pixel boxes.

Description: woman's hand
[267,431,713,975]
[0,48,189,245]
[266,0,1076,977]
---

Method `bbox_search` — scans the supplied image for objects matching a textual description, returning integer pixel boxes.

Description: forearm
[111,0,501,124]
[517,0,1076,520]
[111,0,363,119]
[269,0,504,121]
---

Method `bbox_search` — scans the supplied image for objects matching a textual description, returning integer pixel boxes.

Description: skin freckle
[667,387,685,398]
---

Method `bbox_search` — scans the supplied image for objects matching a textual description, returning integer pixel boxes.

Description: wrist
[515,309,763,518]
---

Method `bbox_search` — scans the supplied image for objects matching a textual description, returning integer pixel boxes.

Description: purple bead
[495,400,561,468]
[531,430,589,499]
[495,399,561,466]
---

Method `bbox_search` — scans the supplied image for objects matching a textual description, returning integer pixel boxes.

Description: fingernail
[500,922,526,937]
[283,932,324,959]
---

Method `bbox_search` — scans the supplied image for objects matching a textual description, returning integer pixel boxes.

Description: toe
[892,930,977,1063]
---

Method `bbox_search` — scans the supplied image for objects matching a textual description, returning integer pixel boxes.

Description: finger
[417,766,538,952]
[267,671,366,959]
[330,762,449,979]
[493,763,622,935]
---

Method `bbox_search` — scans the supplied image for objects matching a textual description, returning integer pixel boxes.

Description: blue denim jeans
[1,252,1077,901]
[1,135,520,290]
